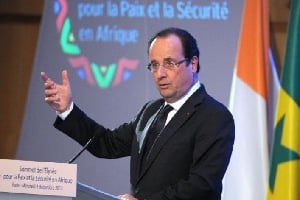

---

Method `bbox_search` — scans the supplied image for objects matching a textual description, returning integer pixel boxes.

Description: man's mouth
[159,83,169,89]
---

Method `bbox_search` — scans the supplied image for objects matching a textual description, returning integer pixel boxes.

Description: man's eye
[165,61,175,67]
[152,63,160,67]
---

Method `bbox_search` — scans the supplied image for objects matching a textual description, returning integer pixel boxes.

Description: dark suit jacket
[54,85,235,200]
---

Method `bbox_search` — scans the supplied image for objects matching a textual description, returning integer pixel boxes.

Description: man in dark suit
[41,27,235,200]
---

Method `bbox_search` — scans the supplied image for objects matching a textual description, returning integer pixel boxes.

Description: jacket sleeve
[54,104,140,158]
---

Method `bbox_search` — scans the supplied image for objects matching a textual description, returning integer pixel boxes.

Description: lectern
[0,159,120,200]
[0,192,71,200]
[75,182,120,200]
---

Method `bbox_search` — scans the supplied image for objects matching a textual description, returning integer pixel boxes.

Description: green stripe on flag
[281,0,300,106]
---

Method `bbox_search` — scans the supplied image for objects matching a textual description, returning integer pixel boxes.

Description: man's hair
[148,27,200,72]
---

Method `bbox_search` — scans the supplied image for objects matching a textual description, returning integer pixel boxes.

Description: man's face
[148,34,198,103]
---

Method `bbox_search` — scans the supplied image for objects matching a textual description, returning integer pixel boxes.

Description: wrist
[57,101,74,120]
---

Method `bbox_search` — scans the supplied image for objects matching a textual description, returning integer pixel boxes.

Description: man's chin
[160,92,175,103]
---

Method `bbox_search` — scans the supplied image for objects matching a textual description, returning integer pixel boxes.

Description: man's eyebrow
[149,57,174,63]
[163,57,175,61]
[149,59,158,63]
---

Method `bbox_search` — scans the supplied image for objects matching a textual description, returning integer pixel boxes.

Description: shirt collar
[166,81,201,111]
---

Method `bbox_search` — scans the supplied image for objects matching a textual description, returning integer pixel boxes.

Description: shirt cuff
[56,102,74,120]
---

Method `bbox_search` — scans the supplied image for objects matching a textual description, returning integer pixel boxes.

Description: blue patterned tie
[144,104,173,160]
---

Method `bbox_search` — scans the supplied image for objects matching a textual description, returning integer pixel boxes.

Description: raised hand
[41,70,72,113]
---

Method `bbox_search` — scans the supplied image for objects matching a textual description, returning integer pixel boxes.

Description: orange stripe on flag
[236,0,269,99]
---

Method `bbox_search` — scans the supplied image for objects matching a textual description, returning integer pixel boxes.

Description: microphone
[68,132,100,164]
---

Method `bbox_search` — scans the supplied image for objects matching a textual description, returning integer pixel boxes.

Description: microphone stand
[68,133,98,164]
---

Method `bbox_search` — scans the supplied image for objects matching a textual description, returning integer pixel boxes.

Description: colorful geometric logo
[53,0,139,89]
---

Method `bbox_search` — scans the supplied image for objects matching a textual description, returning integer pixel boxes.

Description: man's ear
[191,56,199,72]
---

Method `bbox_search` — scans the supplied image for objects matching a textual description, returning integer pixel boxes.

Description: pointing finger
[61,70,70,86]
[41,72,49,82]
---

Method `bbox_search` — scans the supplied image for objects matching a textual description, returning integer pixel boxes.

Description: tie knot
[161,104,173,115]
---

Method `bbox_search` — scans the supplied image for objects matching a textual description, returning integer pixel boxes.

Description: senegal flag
[266,0,300,199]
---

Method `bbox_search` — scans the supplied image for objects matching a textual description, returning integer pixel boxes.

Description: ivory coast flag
[222,0,279,199]
[266,0,300,199]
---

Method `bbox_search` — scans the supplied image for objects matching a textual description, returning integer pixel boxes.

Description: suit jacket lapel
[131,99,164,186]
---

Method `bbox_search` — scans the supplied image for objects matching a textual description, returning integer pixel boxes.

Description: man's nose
[156,65,167,77]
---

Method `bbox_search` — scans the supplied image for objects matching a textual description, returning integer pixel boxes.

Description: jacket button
[134,187,140,194]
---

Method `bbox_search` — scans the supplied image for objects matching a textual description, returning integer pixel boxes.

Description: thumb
[61,70,70,86]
